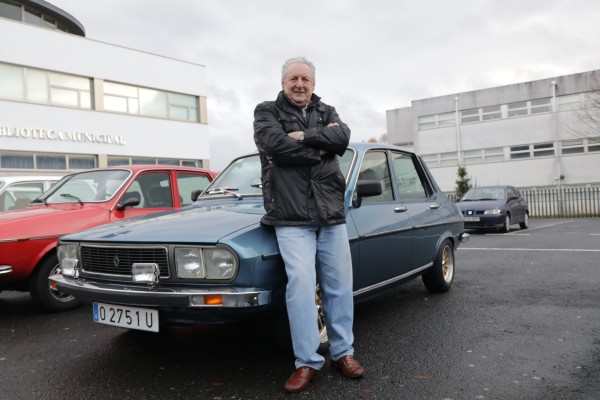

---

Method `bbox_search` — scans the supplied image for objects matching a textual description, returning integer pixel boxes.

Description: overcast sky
[50,0,600,170]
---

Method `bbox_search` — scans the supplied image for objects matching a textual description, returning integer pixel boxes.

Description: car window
[391,152,428,200]
[206,156,262,196]
[0,182,44,211]
[43,170,131,203]
[358,150,393,203]
[177,173,212,206]
[337,149,355,181]
[126,172,172,208]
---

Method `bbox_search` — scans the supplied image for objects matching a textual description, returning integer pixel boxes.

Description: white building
[386,70,600,192]
[0,0,210,177]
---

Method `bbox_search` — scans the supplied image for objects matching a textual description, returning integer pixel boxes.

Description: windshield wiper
[250,183,263,189]
[206,187,243,199]
[478,198,495,201]
[60,193,84,205]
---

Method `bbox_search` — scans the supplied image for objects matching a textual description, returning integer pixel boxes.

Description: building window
[420,154,439,168]
[418,115,436,130]
[461,109,480,124]
[107,157,131,166]
[36,154,66,169]
[68,156,97,169]
[482,105,502,121]
[103,81,200,123]
[533,143,554,157]
[0,0,21,22]
[483,147,505,163]
[561,139,584,155]
[463,149,483,165]
[510,145,530,159]
[558,94,582,111]
[437,112,456,127]
[530,98,552,114]
[0,62,92,109]
[440,152,458,167]
[507,101,528,117]
[0,152,34,169]
[589,137,600,152]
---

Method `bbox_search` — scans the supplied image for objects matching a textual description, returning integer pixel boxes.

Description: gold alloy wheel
[315,285,328,344]
[441,243,455,283]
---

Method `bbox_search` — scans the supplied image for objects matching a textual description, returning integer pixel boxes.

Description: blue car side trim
[352,262,433,297]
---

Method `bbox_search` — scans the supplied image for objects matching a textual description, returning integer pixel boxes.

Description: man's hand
[287,131,303,140]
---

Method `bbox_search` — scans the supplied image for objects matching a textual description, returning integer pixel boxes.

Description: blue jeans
[275,224,355,370]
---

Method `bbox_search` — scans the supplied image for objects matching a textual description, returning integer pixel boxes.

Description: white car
[0,176,62,212]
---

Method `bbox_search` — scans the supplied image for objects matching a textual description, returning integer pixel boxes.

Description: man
[253,56,364,393]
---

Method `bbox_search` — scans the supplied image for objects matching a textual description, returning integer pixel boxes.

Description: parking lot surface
[1,218,599,399]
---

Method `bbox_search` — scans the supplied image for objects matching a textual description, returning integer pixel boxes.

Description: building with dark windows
[0,0,210,176]
[386,70,600,192]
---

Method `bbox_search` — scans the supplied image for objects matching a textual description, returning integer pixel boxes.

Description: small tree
[455,165,472,200]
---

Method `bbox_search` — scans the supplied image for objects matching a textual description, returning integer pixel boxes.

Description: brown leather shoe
[284,366,320,392]
[332,355,364,378]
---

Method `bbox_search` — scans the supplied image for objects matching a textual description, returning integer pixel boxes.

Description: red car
[0,165,217,311]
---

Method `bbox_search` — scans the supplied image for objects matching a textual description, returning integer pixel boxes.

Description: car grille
[80,245,170,278]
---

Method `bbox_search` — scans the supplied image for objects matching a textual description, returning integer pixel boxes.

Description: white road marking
[461,247,600,252]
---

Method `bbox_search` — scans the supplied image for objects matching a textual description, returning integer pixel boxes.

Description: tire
[275,285,330,356]
[422,239,455,293]
[29,253,80,312]
[501,214,511,233]
[519,213,529,229]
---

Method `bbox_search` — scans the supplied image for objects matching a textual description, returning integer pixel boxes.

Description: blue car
[51,143,468,345]
[457,185,529,232]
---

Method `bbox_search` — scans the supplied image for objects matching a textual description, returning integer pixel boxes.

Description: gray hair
[281,57,315,82]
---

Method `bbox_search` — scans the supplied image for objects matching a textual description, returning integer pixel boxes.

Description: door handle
[429,203,440,209]
[394,206,407,213]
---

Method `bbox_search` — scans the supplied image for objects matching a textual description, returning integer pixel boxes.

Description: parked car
[51,143,468,346]
[457,185,529,232]
[0,165,217,311]
[0,175,62,212]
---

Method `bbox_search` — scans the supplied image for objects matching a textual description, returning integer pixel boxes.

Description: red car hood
[0,204,112,240]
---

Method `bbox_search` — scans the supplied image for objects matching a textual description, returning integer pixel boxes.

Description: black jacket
[253,91,350,226]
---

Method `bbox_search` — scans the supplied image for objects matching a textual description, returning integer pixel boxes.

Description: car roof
[0,175,63,185]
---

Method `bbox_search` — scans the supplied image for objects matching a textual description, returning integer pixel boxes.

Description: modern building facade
[386,69,600,192]
[0,0,210,177]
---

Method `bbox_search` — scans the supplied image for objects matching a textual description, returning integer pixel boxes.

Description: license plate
[464,216,480,222]
[93,302,159,332]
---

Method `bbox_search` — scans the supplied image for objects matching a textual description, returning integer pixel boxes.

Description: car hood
[60,201,266,244]
[0,203,111,240]
[457,200,505,211]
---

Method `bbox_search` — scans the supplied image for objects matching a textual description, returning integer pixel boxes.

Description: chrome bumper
[50,275,271,308]
[0,265,13,275]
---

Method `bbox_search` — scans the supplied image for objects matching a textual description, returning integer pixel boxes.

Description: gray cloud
[51,0,600,169]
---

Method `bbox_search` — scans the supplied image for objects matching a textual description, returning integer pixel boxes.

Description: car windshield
[461,187,506,201]
[200,149,356,199]
[37,169,131,204]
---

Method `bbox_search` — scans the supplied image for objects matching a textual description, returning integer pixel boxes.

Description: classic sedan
[51,143,468,344]
[457,185,529,232]
[0,165,217,311]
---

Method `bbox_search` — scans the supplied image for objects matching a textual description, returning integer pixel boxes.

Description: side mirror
[191,189,203,202]
[352,180,382,208]
[116,196,140,211]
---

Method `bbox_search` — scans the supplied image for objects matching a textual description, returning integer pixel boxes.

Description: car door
[507,186,524,222]
[110,171,174,221]
[347,149,413,290]
[390,151,447,270]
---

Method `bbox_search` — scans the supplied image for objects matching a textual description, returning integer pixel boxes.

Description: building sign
[0,126,126,145]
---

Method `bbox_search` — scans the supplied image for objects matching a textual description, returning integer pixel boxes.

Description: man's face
[282,63,314,107]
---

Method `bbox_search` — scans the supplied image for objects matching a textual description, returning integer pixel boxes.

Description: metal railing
[447,187,600,217]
